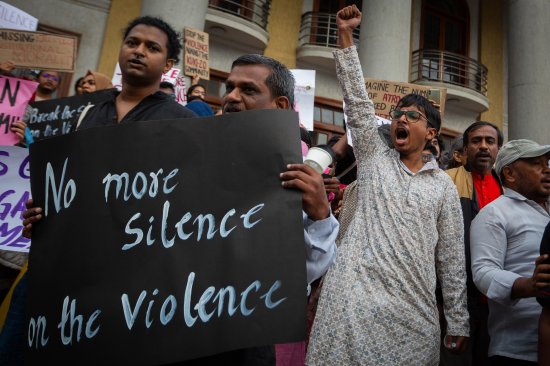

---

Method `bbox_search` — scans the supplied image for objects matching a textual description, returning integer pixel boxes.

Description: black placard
[27,89,113,141]
[26,110,306,365]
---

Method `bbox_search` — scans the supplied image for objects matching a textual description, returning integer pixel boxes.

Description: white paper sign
[291,69,316,131]
[0,145,31,252]
[0,1,37,31]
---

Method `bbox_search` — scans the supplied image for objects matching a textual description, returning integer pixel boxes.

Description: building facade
[10,0,550,144]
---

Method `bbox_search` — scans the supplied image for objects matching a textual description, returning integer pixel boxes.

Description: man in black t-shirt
[77,16,195,130]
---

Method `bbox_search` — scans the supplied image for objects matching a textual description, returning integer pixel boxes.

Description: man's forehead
[398,104,426,115]
[470,125,498,138]
[227,64,271,84]
[126,24,167,44]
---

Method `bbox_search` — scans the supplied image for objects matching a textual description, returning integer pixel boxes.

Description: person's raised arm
[333,5,384,162]
[336,4,362,49]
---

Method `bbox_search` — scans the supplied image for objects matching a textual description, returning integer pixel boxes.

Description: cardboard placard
[28,89,113,141]
[364,78,446,119]
[184,27,209,80]
[0,30,77,72]
[26,110,306,364]
[0,75,38,145]
[0,145,31,252]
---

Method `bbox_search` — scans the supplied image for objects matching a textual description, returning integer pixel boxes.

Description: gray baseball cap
[494,139,550,175]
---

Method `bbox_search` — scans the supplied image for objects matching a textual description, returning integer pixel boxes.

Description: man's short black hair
[160,81,175,92]
[74,76,84,93]
[435,135,445,153]
[462,121,503,147]
[123,16,182,64]
[231,54,295,109]
[396,94,441,132]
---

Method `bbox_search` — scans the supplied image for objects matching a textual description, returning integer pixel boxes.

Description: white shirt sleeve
[470,206,521,306]
[303,211,338,284]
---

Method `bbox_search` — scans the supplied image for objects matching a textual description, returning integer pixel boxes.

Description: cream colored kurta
[307,46,469,366]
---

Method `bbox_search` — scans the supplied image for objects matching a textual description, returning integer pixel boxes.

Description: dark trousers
[489,355,537,366]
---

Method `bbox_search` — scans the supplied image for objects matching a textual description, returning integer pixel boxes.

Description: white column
[140,0,209,69]
[358,0,412,82]
[507,0,550,143]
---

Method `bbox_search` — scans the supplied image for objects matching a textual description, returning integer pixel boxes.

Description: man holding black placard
[165,53,339,366]
[18,17,337,366]
[223,54,338,287]
[3,15,197,364]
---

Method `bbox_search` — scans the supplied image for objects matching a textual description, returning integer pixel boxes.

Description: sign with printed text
[0,30,77,72]
[28,89,113,141]
[0,75,38,145]
[184,27,209,80]
[0,2,37,31]
[364,78,447,119]
[26,110,306,364]
[291,69,316,131]
[0,145,31,252]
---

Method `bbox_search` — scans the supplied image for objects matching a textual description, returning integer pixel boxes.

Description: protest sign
[0,145,31,252]
[0,1,37,31]
[0,30,77,72]
[26,110,306,364]
[0,75,38,145]
[364,78,446,119]
[174,75,187,104]
[184,27,209,80]
[291,69,316,131]
[28,89,113,141]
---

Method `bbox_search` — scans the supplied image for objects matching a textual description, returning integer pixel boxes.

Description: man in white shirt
[471,139,550,365]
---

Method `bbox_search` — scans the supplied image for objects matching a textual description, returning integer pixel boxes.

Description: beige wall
[97,0,143,77]
[479,0,504,129]
[263,0,304,68]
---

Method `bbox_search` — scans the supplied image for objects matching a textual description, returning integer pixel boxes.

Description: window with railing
[312,97,346,145]
[298,12,360,48]
[410,49,488,95]
[208,0,271,29]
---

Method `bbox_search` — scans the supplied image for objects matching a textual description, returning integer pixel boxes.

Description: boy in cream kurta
[307,6,469,366]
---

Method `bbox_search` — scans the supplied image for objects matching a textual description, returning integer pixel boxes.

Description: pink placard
[0,75,38,145]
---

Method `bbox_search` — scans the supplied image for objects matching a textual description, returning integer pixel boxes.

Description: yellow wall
[479,0,504,129]
[263,0,304,68]
[97,0,143,77]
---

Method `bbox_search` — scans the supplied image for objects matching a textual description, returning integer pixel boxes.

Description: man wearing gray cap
[471,139,550,365]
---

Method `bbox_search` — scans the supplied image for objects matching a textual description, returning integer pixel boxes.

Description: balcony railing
[298,11,360,48]
[410,49,488,95]
[208,0,271,29]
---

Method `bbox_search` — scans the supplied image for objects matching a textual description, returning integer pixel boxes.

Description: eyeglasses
[41,73,60,82]
[390,109,429,124]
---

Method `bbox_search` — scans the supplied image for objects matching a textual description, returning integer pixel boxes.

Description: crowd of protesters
[1,4,550,366]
